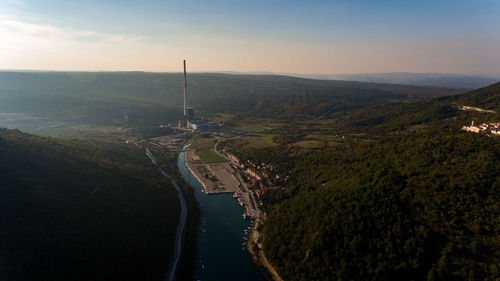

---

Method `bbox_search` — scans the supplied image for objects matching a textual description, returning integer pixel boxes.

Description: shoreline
[184,151,209,192]
[247,220,284,281]
[176,148,203,281]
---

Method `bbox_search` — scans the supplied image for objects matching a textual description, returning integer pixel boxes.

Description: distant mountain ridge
[2,69,496,89]
[305,73,498,89]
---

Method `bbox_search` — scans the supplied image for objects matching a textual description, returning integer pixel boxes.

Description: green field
[291,140,325,149]
[231,118,286,132]
[407,124,431,132]
[304,134,343,142]
[233,124,268,132]
[221,134,277,151]
[190,135,217,150]
[195,150,228,163]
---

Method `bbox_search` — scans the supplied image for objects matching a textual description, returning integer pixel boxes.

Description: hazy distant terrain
[293,73,498,89]
[0,71,466,133]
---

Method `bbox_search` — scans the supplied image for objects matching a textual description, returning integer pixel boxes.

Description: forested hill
[0,71,465,126]
[329,81,500,134]
[224,82,500,281]
[259,132,500,281]
[450,81,500,110]
[0,128,180,281]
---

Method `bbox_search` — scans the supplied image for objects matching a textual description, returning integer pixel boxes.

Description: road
[456,105,496,113]
[145,148,187,281]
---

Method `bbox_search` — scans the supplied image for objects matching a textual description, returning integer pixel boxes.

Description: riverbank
[185,151,208,191]
[145,148,187,281]
[247,220,284,281]
[145,144,201,281]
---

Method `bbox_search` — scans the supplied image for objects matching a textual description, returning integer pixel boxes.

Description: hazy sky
[1,0,499,76]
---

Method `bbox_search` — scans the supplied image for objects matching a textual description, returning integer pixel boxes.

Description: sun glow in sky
[1,0,499,76]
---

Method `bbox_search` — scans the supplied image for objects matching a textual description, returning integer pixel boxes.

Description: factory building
[182,60,189,128]
[187,120,210,131]
[186,107,194,121]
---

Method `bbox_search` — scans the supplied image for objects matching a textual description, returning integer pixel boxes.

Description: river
[177,151,267,281]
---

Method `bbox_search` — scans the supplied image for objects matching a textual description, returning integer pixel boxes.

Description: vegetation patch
[408,124,431,132]
[222,134,277,151]
[195,150,228,163]
[190,135,216,150]
[305,134,343,142]
[291,140,325,149]
[233,124,268,132]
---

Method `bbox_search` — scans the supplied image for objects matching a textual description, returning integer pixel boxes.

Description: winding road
[145,148,187,281]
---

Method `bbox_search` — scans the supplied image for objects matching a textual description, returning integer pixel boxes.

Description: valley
[2,1,499,280]
[1,71,499,281]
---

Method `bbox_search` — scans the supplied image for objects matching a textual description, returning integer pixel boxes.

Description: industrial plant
[179,60,210,132]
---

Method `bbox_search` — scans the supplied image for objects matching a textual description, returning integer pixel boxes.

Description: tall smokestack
[183,60,187,121]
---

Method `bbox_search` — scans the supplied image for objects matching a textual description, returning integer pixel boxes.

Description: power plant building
[187,120,209,131]
[179,60,210,131]
[186,107,194,121]
[182,60,188,127]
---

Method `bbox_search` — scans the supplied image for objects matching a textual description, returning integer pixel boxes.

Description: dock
[185,148,260,219]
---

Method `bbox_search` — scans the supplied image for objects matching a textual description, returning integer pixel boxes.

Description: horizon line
[0,68,498,79]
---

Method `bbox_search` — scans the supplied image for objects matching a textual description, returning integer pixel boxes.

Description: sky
[0,0,499,76]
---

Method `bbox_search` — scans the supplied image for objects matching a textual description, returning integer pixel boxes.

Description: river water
[177,151,266,281]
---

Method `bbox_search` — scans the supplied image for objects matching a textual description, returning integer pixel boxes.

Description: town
[462,121,500,135]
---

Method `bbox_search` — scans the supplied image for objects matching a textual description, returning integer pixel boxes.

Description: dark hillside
[0,128,180,281]
[259,133,500,281]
